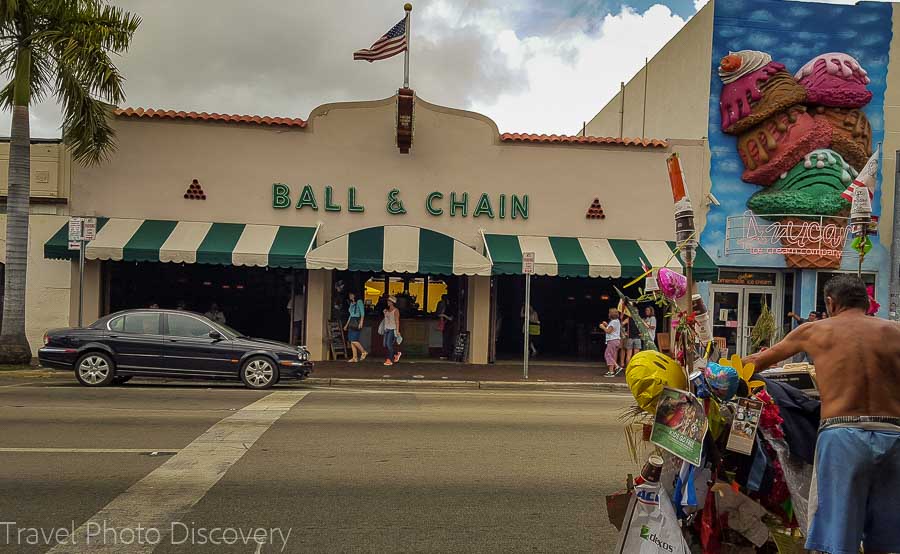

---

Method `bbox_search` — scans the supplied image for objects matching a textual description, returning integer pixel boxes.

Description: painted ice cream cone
[719,50,807,135]
[795,53,872,108]
[747,149,855,269]
[812,106,872,171]
[737,105,832,186]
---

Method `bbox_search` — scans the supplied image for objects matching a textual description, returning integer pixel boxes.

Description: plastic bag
[615,482,689,553]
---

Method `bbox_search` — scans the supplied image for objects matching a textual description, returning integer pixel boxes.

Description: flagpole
[403,3,412,88]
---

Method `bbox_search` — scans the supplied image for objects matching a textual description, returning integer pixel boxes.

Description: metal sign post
[69,217,96,327]
[522,252,535,379]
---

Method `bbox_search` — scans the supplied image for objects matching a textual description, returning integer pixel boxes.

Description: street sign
[68,240,81,251]
[68,217,83,241]
[522,251,535,275]
[82,217,97,241]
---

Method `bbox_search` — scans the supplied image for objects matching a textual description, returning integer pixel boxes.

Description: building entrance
[709,285,778,358]
[493,275,659,362]
[105,262,300,343]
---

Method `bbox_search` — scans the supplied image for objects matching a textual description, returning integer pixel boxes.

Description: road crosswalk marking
[46,390,308,553]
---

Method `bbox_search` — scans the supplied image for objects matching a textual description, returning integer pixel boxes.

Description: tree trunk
[0,50,33,363]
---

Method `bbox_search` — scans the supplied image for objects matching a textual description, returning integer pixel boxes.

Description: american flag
[353,18,407,62]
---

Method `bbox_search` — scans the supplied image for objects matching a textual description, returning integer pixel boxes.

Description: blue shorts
[807,425,900,554]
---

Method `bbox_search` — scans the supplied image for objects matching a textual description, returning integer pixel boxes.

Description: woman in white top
[382,296,401,366]
[643,306,658,348]
[599,308,623,377]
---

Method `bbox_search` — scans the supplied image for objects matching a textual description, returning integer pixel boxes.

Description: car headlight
[298,348,309,362]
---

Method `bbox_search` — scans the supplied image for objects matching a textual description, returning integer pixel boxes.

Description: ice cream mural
[719,48,875,269]
[702,0,893,314]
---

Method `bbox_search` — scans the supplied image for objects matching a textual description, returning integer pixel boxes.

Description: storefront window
[364,276,448,313]
[815,272,876,314]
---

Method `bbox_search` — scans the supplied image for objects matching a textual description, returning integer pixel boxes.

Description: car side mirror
[209,331,223,341]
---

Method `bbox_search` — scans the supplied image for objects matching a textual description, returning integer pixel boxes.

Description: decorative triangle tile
[586,198,605,220]
[184,179,206,200]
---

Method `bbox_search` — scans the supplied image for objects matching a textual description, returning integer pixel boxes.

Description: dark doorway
[494,275,657,362]
[106,262,299,342]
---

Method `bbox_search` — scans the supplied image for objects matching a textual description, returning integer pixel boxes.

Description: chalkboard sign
[453,331,470,362]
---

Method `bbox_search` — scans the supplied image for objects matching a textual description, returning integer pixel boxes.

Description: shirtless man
[744,275,900,554]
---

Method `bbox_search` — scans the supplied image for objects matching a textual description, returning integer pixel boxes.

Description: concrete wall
[0,214,72,352]
[585,2,714,141]
[881,4,900,249]
[0,140,71,199]
[72,99,705,245]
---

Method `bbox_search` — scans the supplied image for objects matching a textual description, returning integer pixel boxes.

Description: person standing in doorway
[383,296,402,366]
[522,303,540,357]
[643,306,657,349]
[600,309,623,377]
[344,291,368,363]
[436,294,454,359]
[287,285,305,346]
[205,303,226,325]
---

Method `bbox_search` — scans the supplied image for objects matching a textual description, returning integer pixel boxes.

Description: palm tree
[0,1,140,362]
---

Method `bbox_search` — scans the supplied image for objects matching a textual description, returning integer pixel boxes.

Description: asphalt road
[0,375,637,553]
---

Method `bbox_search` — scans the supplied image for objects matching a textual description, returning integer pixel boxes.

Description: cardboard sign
[650,387,707,467]
[726,397,764,455]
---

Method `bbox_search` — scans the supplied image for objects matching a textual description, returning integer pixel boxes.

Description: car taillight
[43,333,50,346]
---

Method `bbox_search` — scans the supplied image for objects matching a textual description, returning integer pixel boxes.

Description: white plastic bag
[377,320,385,336]
[615,482,689,553]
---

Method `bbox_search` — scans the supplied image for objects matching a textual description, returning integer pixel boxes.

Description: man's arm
[744,325,810,371]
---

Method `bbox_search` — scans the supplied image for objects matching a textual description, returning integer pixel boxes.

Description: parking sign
[522,252,535,275]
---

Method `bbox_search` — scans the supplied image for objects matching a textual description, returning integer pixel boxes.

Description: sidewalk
[307,359,629,391]
[19,360,631,392]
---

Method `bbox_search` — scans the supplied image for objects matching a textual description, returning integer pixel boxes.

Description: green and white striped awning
[44,218,317,268]
[483,234,719,281]
[306,225,492,276]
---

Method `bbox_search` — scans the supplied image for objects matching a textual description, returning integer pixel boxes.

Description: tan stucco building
[22,93,718,364]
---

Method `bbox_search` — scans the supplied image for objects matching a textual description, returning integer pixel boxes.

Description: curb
[22,369,630,392]
[307,377,629,392]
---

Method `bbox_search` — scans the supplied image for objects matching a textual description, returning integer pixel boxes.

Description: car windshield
[215,322,247,339]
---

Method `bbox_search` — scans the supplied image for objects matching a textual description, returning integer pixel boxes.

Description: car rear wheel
[75,352,116,387]
[240,356,278,390]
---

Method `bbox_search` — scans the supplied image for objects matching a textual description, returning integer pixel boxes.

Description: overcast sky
[1,0,879,139]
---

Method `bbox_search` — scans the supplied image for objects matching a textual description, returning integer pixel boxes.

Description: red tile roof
[500,132,668,148]
[114,107,307,128]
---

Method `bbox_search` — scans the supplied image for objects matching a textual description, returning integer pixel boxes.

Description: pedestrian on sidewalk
[643,306,658,349]
[345,291,368,363]
[437,294,454,359]
[600,309,623,377]
[522,304,540,357]
[622,311,642,365]
[382,296,402,366]
[745,275,900,554]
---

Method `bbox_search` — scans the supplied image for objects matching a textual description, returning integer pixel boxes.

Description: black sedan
[38,309,312,389]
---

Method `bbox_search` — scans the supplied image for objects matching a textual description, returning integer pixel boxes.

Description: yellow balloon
[625,351,687,413]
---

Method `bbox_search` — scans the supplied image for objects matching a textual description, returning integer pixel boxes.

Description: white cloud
[0,0,692,139]
[466,4,689,133]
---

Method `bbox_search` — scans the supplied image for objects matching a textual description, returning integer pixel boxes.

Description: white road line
[0,448,179,454]
[46,390,309,554]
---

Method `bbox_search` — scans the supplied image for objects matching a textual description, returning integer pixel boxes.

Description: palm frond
[55,57,116,164]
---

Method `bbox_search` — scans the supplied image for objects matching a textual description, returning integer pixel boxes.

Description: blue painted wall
[701,0,893,317]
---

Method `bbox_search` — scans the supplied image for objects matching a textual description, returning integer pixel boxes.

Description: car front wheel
[75,352,116,387]
[240,356,278,390]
